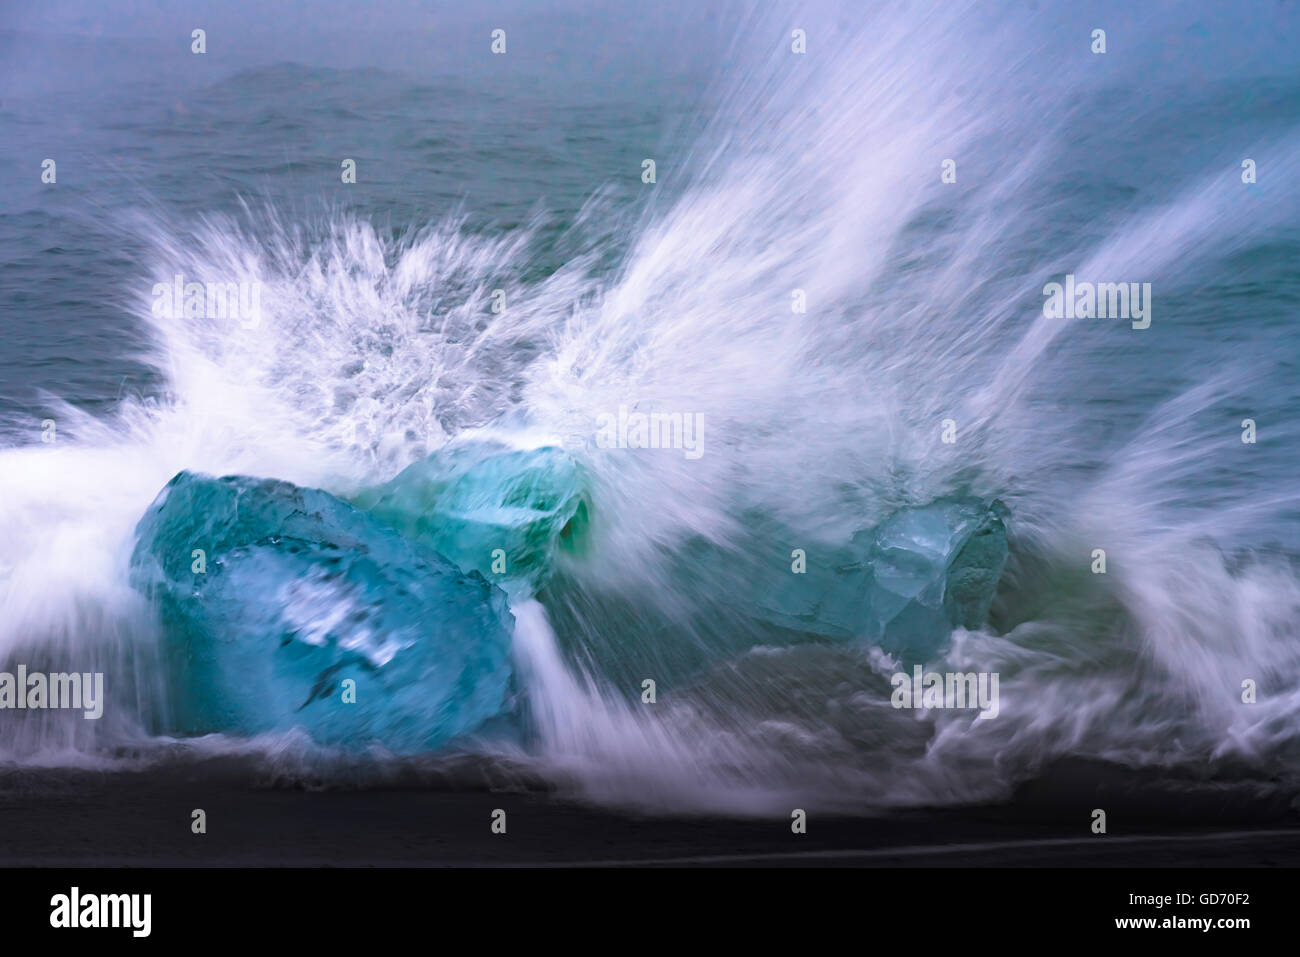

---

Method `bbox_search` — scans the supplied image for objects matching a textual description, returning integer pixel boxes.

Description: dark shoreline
[2,756,1296,867]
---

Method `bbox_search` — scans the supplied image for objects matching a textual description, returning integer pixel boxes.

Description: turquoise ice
[745,498,1010,663]
[127,447,1002,751]
[353,442,590,599]
[129,471,515,752]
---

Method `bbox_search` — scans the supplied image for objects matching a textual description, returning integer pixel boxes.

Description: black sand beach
[3,757,1296,867]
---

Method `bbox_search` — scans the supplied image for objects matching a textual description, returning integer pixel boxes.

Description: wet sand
[1,756,1296,866]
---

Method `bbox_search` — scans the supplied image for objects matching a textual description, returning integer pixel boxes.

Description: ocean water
[1,1,1299,815]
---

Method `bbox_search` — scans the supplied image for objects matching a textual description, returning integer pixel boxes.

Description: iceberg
[129,471,515,752]
[745,498,1009,663]
[353,442,590,599]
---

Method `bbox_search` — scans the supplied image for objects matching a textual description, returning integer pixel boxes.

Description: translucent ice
[353,442,590,599]
[747,498,1009,662]
[129,471,515,752]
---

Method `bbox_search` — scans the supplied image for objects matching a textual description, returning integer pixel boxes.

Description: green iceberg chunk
[354,442,590,599]
[747,498,1009,662]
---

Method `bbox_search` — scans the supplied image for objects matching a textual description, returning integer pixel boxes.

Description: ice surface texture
[353,442,590,599]
[129,471,515,752]
[747,498,1010,663]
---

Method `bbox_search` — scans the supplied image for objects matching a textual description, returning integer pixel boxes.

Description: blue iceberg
[129,470,515,752]
[353,442,590,599]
